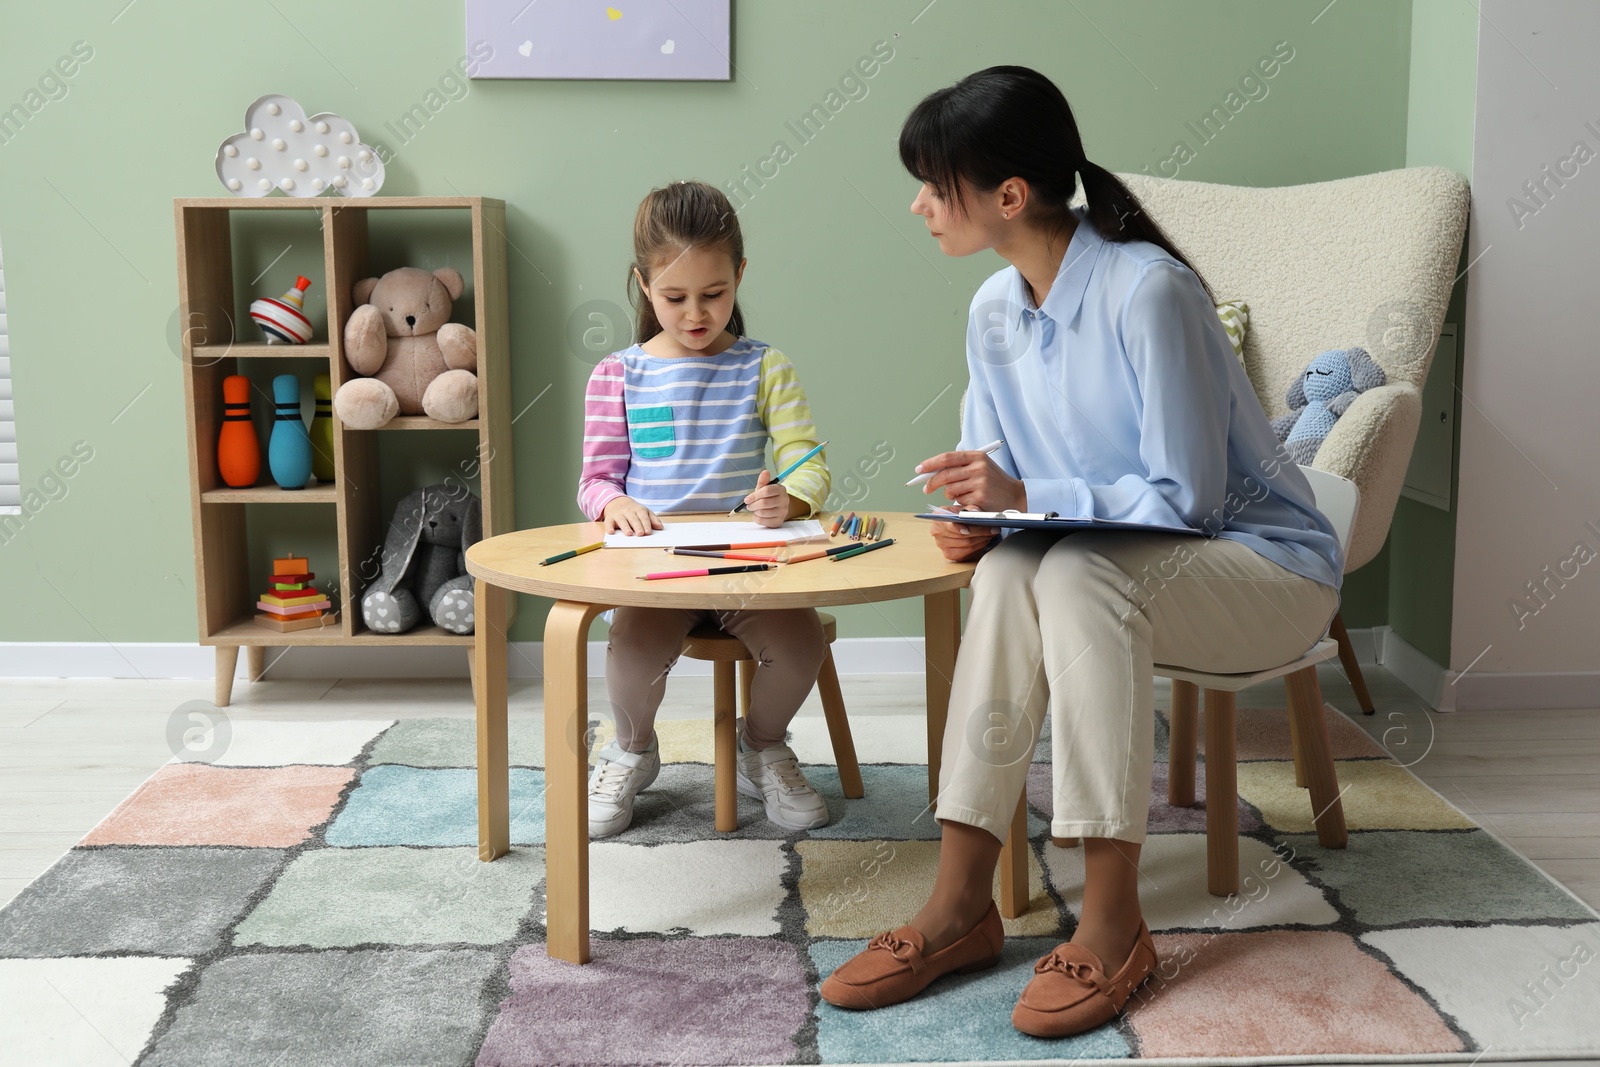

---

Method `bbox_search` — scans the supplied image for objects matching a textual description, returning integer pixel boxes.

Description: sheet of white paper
[603,519,828,549]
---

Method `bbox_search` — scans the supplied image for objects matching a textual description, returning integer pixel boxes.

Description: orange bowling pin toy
[217,375,261,487]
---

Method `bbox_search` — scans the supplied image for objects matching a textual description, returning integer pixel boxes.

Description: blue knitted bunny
[1270,347,1387,466]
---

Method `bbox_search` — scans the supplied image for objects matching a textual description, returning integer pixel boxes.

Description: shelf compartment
[205,615,473,647]
[196,341,332,361]
[374,416,481,431]
[201,484,338,504]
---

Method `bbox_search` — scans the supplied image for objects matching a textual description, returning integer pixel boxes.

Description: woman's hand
[917,450,1027,512]
[743,469,803,528]
[929,517,998,562]
[602,496,663,536]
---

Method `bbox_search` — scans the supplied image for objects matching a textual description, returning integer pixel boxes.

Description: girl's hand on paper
[602,496,663,536]
[929,516,998,562]
[916,450,1026,512]
[743,469,798,528]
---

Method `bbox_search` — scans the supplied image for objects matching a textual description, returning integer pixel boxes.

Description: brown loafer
[819,901,1005,1010]
[1011,921,1157,1037]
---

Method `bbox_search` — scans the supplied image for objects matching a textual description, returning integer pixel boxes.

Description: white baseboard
[0,636,933,682]
[1370,625,1454,711]
[6,629,1593,713]
[1368,625,1600,712]
[1339,625,1382,666]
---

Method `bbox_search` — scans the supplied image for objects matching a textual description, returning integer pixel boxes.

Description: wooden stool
[681,611,863,832]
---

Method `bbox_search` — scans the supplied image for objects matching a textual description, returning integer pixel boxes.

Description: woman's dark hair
[898,65,1214,302]
[628,179,747,343]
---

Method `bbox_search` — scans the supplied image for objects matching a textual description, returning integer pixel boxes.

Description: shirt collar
[1010,204,1101,328]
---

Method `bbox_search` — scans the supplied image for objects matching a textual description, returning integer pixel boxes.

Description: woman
[817,66,1343,1039]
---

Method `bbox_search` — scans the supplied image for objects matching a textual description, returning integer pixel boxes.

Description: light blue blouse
[959,204,1344,589]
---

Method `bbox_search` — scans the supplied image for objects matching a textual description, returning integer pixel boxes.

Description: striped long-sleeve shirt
[577,336,830,520]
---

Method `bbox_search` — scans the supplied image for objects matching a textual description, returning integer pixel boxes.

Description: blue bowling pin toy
[268,374,313,490]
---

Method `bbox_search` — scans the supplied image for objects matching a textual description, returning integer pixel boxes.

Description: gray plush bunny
[361,483,482,635]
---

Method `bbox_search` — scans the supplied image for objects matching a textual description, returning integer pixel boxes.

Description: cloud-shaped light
[216,94,385,198]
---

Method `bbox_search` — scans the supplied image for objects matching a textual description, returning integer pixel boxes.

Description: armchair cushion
[1216,300,1250,362]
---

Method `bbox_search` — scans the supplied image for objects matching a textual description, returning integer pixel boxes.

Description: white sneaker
[735,730,830,831]
[587,736,660,838]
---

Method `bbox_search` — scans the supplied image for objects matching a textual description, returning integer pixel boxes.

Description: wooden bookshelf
[174,196,517,705]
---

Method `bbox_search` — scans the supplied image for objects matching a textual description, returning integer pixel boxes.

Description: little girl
[576,179,833,838]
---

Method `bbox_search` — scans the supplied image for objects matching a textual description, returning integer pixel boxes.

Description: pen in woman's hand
[906,439,1004,486]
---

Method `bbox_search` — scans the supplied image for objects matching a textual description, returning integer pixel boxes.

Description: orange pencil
[785,543,862,564]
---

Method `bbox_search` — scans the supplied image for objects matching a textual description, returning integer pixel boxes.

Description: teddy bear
[332,266,478,430]
[361,483,481,635]
[1271,346,1388,466]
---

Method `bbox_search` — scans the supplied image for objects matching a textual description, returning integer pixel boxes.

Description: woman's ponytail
[899,66,1214,303]
[1077,157,1214,302]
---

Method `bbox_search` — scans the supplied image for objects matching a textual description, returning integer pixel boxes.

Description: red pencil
[674,540,788,551]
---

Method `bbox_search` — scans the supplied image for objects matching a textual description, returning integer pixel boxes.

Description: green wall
[1388,0,1478,666]
[0,0,1430,647]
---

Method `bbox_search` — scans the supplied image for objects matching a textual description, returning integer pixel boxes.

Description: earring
[1002,212,1009,219]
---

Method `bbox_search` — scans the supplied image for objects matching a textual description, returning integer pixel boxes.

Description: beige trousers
[935,530,1340,844]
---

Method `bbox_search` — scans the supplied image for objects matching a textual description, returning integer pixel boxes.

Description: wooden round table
[465,511,974,964]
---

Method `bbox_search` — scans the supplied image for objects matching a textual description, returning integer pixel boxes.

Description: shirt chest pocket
[626,404,676,459]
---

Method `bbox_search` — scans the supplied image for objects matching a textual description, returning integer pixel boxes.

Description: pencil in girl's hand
[730,439,830,514]
[638,563,776,580]
[831,538,896,561]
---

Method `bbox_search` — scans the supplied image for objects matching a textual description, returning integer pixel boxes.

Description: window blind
[0,235,15,515]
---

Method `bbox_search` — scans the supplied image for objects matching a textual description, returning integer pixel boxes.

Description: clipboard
[915,509,1205,536]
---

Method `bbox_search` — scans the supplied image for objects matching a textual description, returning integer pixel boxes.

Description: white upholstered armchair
[1082,166,1471,710]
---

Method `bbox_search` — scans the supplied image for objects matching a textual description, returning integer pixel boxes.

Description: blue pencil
[730,439,830,514]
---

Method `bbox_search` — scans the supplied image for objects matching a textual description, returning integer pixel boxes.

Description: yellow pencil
[538,541,603,566]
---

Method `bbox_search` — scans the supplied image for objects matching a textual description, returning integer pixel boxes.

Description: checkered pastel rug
[2,705,1598,1066]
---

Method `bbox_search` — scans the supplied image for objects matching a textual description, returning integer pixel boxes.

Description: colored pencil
[538,541,603,566]
[638,563,777,581]
[829,513,845,537]
[831,537,897,561]
[672,540,788,551]
[668,548,782,562]
[906,439,1006,486]
[731,439,830,514]
[784,543,868,564]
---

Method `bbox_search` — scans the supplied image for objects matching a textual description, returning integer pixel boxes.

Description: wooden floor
[3,661,1596,913]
